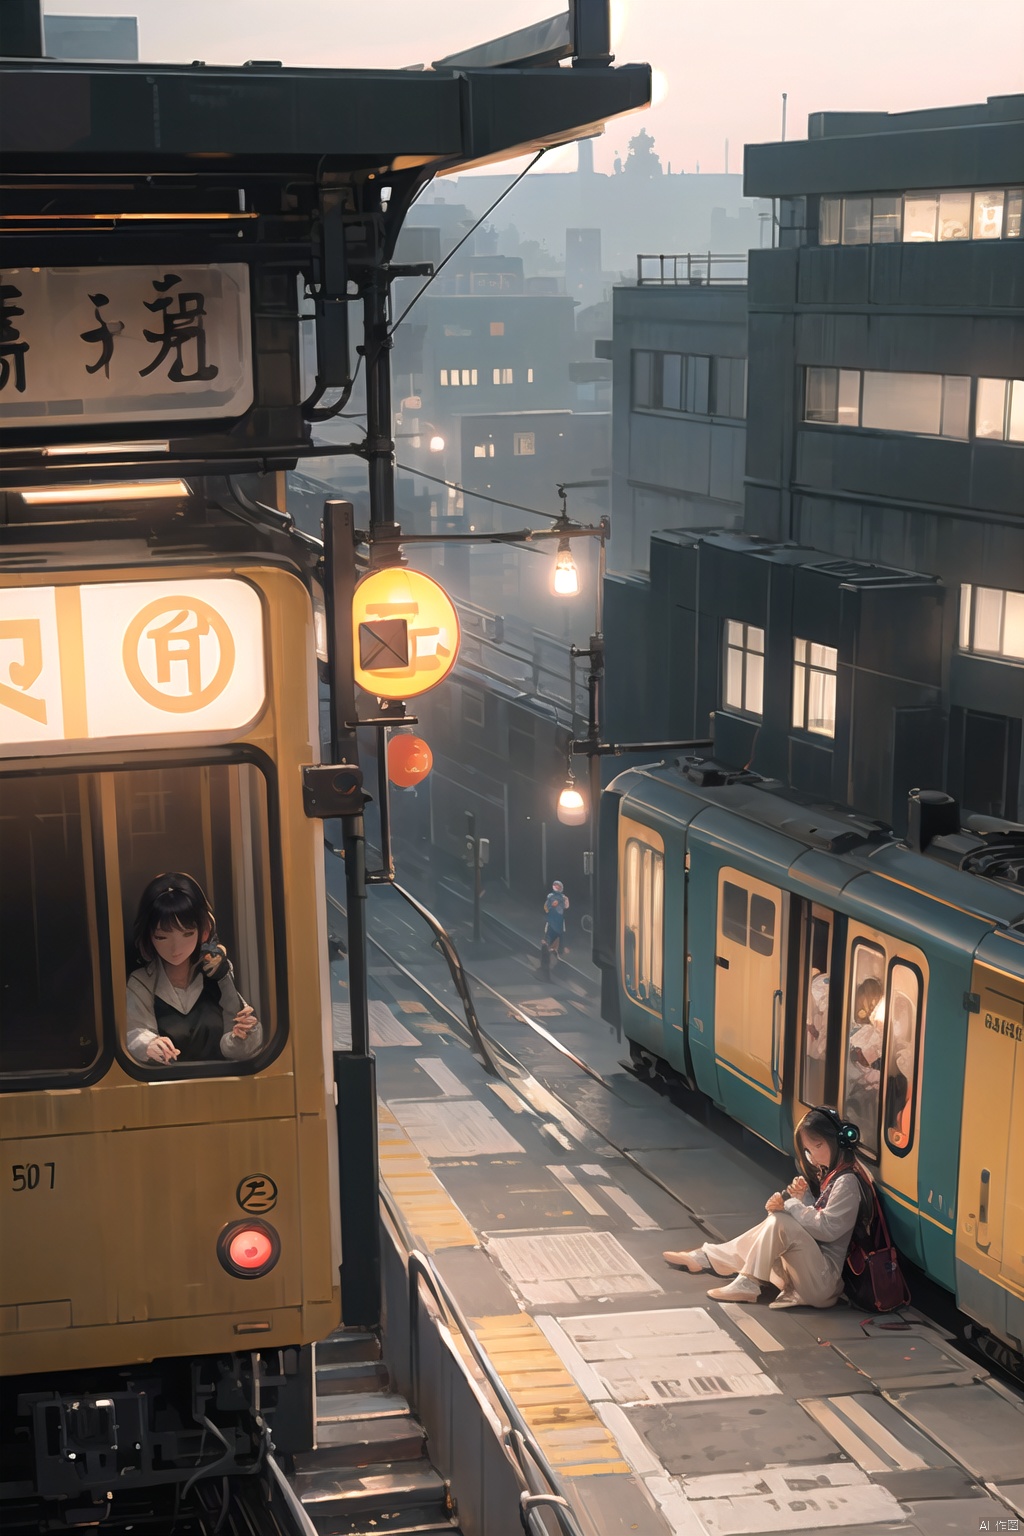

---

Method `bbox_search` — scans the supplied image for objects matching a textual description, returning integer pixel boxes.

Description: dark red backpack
[843,1168,911,1313]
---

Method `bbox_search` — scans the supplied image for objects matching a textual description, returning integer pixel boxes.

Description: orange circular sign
[388,734,434,787]
[123,595,236,713]
[352,568,460,701]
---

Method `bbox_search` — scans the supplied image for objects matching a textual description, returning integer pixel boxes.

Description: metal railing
[636,252,748,286]
[380,1187,588,1536]
[456,599,589,722]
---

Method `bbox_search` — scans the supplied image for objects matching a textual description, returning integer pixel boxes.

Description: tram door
[714,867,786,1141]
[957,964,1024,1295]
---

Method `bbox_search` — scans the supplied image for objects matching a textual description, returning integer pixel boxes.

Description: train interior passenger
[0,761,276,1080]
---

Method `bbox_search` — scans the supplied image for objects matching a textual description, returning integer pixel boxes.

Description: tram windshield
[0,761,276,1082]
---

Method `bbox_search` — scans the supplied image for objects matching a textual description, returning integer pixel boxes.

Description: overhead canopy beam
[0,58,649,177]
[432,12,573,71]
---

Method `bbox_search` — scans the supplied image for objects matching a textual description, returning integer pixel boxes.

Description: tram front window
[115,763,276,1071]
[0,774,106,1079]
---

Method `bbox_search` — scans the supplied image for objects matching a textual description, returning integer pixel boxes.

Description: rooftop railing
[637,252,748,286]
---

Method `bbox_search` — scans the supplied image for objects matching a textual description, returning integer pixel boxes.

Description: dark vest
[154,976,226,1061]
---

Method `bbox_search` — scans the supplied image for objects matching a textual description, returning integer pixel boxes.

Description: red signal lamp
[387,734,433,788]
[218,1220,280,1278]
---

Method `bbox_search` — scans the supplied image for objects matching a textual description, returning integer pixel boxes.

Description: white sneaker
[663,1249,709,1273]
[707,1274,761,1303]
[769,1290,806,1309]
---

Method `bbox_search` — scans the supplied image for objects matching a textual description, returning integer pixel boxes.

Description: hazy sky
[46,0,1024,175]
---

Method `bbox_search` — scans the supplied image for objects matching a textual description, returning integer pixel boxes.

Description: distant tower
[577,138,595,175]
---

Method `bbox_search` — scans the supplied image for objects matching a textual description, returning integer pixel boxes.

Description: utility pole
[781,92,788,143]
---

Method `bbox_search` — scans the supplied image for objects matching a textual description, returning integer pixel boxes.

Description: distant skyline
[44,0,1024,177]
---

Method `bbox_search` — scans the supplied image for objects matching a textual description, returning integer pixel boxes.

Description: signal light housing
[218,1220,280,1279]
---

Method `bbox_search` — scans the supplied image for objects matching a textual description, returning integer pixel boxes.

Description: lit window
[976,378,1024,443]
[804,367,860,425]
[622,838,664,1012]
[464,369,476,386]
[793,638,837,738]
[842,939,886,1158]
[439,370,448,386]
[819,197,841,245]
[860,371,969,439]
[1007,190,1023,238]
[972,190,1004,240]
[938,190,971,241]
[527,368,534,383]
[513,432,535,456]
[501,368,513,384]
[449,370,459,387]
[871,196,901,244]
[473,443,495,458]
[490,321,505,336]
[903,193,938,242]
[722,621,764,717]
[959,584,1024,662]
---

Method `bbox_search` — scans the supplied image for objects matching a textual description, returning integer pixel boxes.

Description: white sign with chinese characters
[0,264,253,428]
[0,579,265,754]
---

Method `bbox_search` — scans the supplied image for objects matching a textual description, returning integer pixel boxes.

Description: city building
[604,94,1024,830]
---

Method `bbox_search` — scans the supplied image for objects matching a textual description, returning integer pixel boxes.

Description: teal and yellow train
[597,761,1024,1355]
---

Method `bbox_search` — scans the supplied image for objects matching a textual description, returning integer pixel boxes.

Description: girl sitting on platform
[663,1107,870,1309]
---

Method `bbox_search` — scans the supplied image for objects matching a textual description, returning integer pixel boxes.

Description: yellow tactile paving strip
[377,1103,477,1250]
[471,1314,630,1478]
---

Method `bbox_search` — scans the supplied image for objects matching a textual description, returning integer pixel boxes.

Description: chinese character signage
[0,265,252,428]
[0,579,265,753]
[351,568,460,700]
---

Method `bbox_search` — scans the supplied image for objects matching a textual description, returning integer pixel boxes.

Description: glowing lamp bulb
[557,783,587,826]
[552,540,580,596]
[228,1228,274,1271]
[429,434,446,453]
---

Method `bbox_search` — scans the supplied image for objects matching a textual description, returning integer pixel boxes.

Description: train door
[838,922,927,1264]
[957,965,1024,1300]
[714,867,786,1142]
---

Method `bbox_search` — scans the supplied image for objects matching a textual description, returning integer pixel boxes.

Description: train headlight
[218,1220,280,1278]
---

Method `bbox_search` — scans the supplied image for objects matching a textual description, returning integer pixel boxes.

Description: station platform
[328,877,1024,1536]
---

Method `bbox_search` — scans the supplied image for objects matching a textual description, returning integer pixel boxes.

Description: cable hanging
[394,459,559,523]
[388,148,547,336]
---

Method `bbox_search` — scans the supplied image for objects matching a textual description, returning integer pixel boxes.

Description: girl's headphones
[813,1106,861,1148]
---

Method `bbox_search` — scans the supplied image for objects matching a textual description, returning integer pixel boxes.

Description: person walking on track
[662,1107,871,1309]
[539,880,570,975]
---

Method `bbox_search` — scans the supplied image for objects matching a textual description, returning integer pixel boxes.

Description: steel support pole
[363,268,396,535]
[323,500,379,1325]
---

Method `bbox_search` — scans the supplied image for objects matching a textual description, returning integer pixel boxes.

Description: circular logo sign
[123,595,235,713]
[236,1174,278,1214]
[352,568,460,701]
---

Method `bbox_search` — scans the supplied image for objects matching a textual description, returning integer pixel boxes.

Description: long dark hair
[132,872,214,966]
[794,1106,866,1201]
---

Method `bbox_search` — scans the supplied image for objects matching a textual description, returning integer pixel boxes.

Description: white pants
[702,1212,843,1307]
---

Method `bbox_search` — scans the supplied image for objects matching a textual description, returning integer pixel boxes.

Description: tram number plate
[10,1162,55,1192]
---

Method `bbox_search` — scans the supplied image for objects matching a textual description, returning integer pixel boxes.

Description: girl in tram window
[663,1107,871,1308]
[126,873,262,1066]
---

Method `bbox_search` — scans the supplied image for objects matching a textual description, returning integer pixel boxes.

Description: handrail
[265,1453,322,1536]
[636,251,748,286]
[380,1189,588,1536]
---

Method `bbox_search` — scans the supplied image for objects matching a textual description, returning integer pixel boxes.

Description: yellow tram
[0,492,339,1484]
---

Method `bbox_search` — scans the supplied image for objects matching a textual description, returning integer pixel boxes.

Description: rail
[380,1185,588,1536]
[636,252,748,286]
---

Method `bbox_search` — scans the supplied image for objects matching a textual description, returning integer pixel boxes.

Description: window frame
[722,619,764,719]
[958,583,1024,662]
[881,958,923,1157]
[792,638,838,739]
[622,836,665,1014]
[0,746,288,1092]
[840,937,887,1158]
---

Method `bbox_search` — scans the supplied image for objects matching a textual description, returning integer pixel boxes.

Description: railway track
[330,886,1024,1390]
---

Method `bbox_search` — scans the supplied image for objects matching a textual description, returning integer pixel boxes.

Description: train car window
[841,940,887,1156]
[749,894,776,957]
[0,774,107,1079]
[722,881,748,945]
[114,763,276,1073]
[883,963,921,1155]
[801,913,833,1106]
[623,838,664,1012]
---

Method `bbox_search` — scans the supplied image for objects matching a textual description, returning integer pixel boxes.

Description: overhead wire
[394,459,557,523]
[388,148,547,336]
